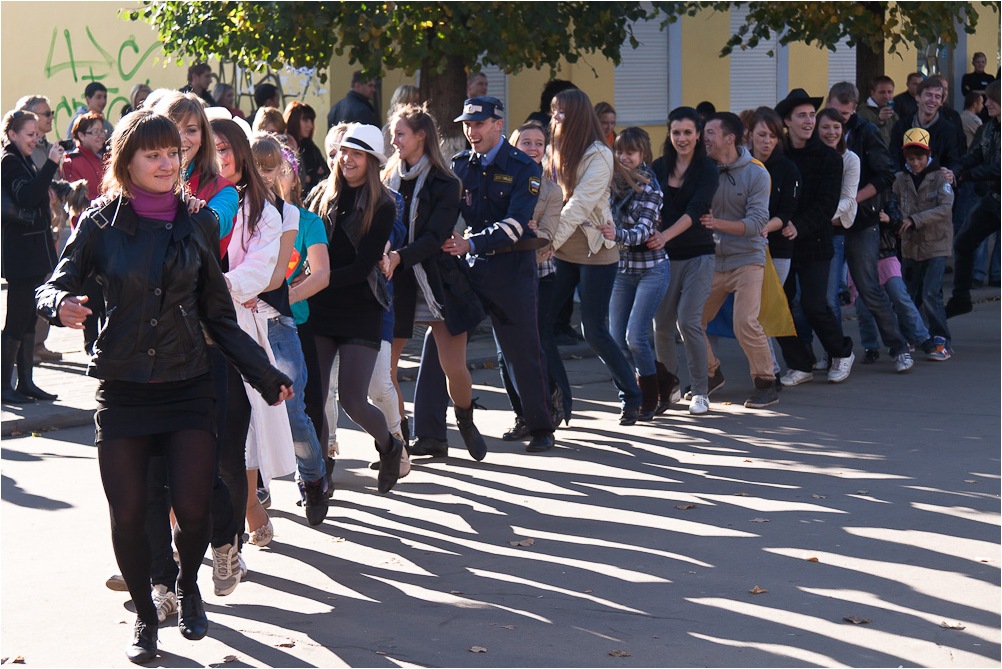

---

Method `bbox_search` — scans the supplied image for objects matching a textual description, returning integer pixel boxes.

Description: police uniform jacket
[451,139,542,257]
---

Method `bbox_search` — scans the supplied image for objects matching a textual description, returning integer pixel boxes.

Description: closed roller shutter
[828,37,857,92]
[614,17,670,126]
[728,7,781,114]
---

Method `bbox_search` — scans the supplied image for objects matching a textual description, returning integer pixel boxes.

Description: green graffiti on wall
[44,26,160,132]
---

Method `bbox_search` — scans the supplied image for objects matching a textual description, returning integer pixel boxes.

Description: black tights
[98,430,215,625]
[314,336,389,451]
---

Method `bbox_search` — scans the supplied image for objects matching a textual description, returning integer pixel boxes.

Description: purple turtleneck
[131,186,179,221]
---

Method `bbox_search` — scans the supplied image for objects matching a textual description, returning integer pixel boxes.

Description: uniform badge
[528,176,541,196]
[494,174,513,184]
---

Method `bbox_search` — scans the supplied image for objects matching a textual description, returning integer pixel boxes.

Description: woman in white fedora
[307,124,404,494]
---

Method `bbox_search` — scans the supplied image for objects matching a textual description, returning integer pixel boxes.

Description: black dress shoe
[126,616,158,664]
[409,436,449,457]
[502,417,531,441]
[178,587,209,640]
[525,432,555,453]
[17,382,57,401]
[619,407,639,426]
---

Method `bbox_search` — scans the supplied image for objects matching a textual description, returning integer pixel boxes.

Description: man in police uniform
[409,96,556,454]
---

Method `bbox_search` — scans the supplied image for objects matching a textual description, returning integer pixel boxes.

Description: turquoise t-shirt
[288,206,329,325]
[184,163,237,238]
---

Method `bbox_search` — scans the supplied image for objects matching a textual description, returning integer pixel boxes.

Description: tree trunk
[422,54,468,155]
[855,2,886,93]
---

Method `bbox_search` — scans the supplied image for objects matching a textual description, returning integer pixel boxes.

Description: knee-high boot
[16,331,57,401]
[2,334,34,404]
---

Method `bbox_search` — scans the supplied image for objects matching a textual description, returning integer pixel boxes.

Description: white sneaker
[212,538,241,596]
[893,352,914,373]
[689,395,709,415]
[780,369,814,387]
[152,584,178,624]
[235,550,248,579]
[827,352,855,383]
[812,355,828,371]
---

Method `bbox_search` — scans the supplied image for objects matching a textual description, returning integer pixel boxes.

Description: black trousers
[3,276,45,339]
[953,194,1001,301]
[778,259,852,372]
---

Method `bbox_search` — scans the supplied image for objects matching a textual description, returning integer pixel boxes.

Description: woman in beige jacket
[545,89,643,425]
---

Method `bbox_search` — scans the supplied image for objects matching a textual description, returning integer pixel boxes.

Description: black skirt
[94,374,215,442]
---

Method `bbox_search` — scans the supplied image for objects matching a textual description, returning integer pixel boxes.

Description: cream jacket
[550,141,617,256]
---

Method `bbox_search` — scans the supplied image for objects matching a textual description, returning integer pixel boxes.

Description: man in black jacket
[889,78,964,171]
[826,82,913,371]
[326,71,380,129]
[775,89,856,386]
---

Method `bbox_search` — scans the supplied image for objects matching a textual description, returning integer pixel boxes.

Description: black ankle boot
[125,615,158,664]
[16,332,57,401]
[454,402,487,461]
[177,587,208,640]
[376,434,403,494]
[654,361,679,415]
[1,334,34,404]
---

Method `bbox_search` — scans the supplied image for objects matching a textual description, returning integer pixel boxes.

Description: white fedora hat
[338,123,387,165]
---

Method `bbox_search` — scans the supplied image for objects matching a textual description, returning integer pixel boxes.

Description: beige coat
[895,168,955,262]
[550,141,618,260]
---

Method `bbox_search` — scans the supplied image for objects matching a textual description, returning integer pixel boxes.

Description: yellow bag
[759,250,796,337]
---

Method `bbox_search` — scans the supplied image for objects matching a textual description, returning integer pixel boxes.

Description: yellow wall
[682,9,732,113]
[1,1,328,136]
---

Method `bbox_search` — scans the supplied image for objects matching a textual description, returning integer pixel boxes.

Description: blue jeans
[845,225,908,356]
[267,316,325,483]
[902,257,950,344]
[855,275,930,350]
[609,262,670,377]
[549,259,641,408]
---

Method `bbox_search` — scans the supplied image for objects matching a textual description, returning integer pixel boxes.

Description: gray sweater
[710,147,771,272]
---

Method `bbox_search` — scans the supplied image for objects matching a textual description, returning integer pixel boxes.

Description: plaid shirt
[610,164,666,273]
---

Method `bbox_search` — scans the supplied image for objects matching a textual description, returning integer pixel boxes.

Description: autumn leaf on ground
[500,624,515,630]
[469,646,488,653]
[856,490,869,495]
[750,518,769,523]
[509,538,535,547]
[812,494,826,499]
[807,557,820,562]
[609,650,632,657]
[734,492,750,496]
[222,656,238,663]
[749,585,767,594]
[584,589,593,593]
[964,479,977,484]
[13,659,27,665]
[675,504,697,510]
[450,590,464,595]
[940,621,966,630]
[843,616,870,624]
[276,641,295,648]
[743,459,752,462]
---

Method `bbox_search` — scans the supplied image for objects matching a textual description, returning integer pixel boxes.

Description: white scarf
[386,155,443,320]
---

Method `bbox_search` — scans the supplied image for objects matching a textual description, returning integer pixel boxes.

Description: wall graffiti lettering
[44,26,160,133]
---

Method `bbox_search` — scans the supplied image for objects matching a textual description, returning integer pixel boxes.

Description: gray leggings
[314,336,389,452]
[653,254,715,396]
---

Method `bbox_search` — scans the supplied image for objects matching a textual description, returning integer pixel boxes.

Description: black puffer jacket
[1,144,59,280]
[36,197,290,403]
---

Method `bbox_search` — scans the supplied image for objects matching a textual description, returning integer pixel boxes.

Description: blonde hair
[252,106,285,134]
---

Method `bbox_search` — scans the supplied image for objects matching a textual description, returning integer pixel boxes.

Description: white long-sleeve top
[224,200,283,303]
[834,150,861,229]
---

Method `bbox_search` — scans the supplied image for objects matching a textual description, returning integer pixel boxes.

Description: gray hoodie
[710,147,771,272]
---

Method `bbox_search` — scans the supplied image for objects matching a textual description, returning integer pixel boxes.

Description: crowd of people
[1,56,998,663]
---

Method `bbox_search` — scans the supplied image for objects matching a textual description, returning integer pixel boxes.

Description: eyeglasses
[84,128,106,137]
[37,110,55,118]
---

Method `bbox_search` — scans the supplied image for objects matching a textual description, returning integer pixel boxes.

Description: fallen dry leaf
[276,641,295,648]
[940,621,966,630]
[734,492,750,497]
[743,459,752,462]
[749,585,767,594]
[856,490,869,495]
[807,557,820,562]
[609,649,632,657]
[332,537,346,543]
[843,616,870,624]
[500,625,515,630]
[811,494,826,499]
[964,480,977,484]
[12,659,25,665]
[584,589,593,593]
[750,518,770,523]
[509,538,535,547]
[469,646,488,653]
[675,504,698,510]
[222,656,238,663]
[450,590,464,595]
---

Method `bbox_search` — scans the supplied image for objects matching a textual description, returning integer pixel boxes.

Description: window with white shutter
[728,7,784,114]
[614,17,671,126]
[828,37,857,92]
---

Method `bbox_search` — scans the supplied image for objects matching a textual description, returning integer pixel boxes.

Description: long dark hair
[548,88,605,198]
[815,108,846,155]
[659,106,706,186]
[153,92,219,193]
[284,101,316,141]
[210,118,268,246]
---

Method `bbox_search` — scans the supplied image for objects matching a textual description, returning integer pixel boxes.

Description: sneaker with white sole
[827,352,855,383]
[927,336,952,361]
[689,395,709,415]
[780,369,814,387]
[812,355,828,371]
[893,352,914,373]
[151,584,178,624]
[211,537,241,596]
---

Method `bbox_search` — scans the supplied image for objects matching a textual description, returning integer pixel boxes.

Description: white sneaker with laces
[689,395,709,415]
[893,352,914,373]
[234,549,248,579]
[780,369,814,387]
[152,584,178,624]
[212,539,241,596]
[827,352,855,383]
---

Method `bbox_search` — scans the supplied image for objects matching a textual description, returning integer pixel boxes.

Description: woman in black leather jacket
[1,108,64,404]
[35,110,292,665]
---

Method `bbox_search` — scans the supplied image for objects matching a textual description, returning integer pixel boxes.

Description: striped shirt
[610,164,665,273]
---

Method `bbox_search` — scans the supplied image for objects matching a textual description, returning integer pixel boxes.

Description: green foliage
[124,2,656,82]
[653,1,1000,57]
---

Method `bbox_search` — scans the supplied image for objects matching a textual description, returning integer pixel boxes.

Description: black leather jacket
[36,196,290,403]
